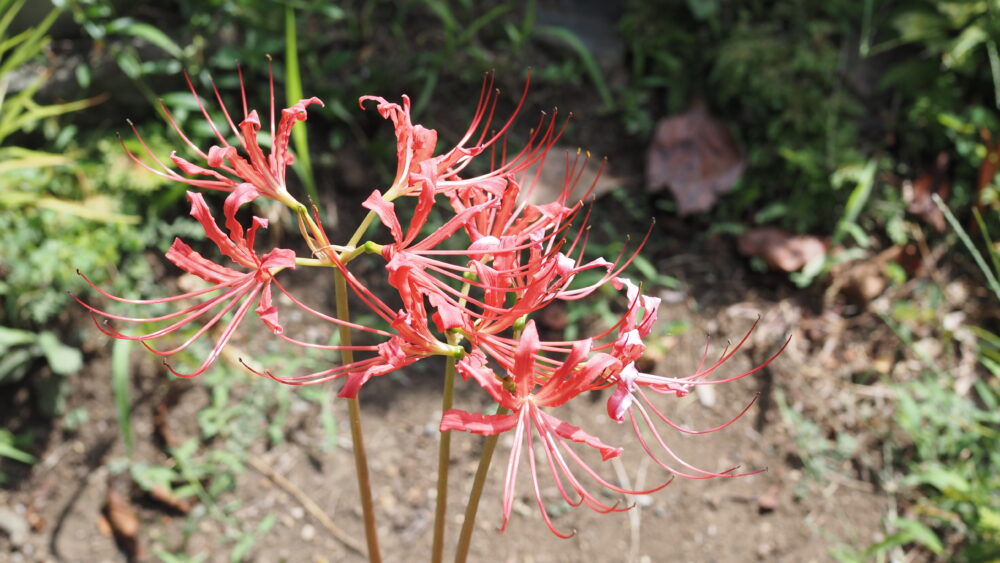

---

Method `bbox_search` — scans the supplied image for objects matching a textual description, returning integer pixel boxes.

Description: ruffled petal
[362,190,403,243]
[273,97,324,172]
[222,183,263,250]
[186,191,253,267]
[255,283,283,333]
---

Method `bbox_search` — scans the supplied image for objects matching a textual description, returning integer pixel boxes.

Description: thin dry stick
[247,457,366,556]
[612,455,649,563]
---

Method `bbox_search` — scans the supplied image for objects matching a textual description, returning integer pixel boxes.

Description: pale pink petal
[440,410,517,435]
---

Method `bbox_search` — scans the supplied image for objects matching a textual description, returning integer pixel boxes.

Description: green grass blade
[0,0,28,44]
[411,70,438,120]
[933,194,1000,302]
[833,159,876,246]
[973,207,1000,281]
[537,24,614,111]
[0,7,59,76]
[457,4,511,45]
[106,18,183,59]
[0,438,35,465]
[285,4,320,204]
[111,338,133,456]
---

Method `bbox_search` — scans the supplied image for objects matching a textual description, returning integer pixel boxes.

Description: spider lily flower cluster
[77,69,786,541]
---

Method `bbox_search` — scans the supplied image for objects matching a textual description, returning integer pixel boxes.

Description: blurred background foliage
[1,0,999,560]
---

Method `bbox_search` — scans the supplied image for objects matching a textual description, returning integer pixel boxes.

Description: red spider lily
[359,72,568,201]
[74,185,369,378]
[441,321,670,537]
[359,156,649,346]
[604,318,791,480]
[237,204,466,398]
[122,65,322,206]
[250,299,465,398]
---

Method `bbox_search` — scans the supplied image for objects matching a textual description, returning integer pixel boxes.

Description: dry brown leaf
[24,505,45,532]
[645,100,745,215]
[737,227,826,272]
[757,484,781,513]
[979,129,999,209]
[154,381,193,449]
[148,485,193,514]
[825,245,918,310]
[905,152,950,232]
[104,488,143,560]
[96,512,112,536]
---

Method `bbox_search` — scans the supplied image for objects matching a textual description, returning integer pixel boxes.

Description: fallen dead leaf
[646,99,745,215]
[757,484,781,513]
[154,381,193,449]
[96,512,112,536]
[104,488,143,560]
[978,129,999,216]
[826,245,914,309]
[737,227,826,272]
[148,485,193,514]
[905,152,950,232]
[24,504,45,532]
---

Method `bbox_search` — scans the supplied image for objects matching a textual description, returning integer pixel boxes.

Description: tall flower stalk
[78,68,786,561]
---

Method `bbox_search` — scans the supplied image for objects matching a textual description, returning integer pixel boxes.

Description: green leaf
[130,462,178,492]
[867,517,944,556]
[229,514,276,562]
[284,4,319,204]
[906,466,971,495]
[832,160,875,246]
[946,24,987,67]
[894,11,947,44]
[0,147,72,173]
[0,429,35,464]
[0,326,37,347]
[36,331,82,375]
[630,254,680,289]
[0,347,34,384]
[894,518,944,555]
[105,18,183,59]
[34,195,139,224]
[754,202,788,223]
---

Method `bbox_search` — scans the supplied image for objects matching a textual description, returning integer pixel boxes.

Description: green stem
[432,279,471,563]
[346,210,378,249]
[294,199,386,562]
[431,350,458,563]
[334,269,382,563]
[454,406,508,563]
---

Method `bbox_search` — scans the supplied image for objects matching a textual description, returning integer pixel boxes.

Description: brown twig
[246,457,366,557]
